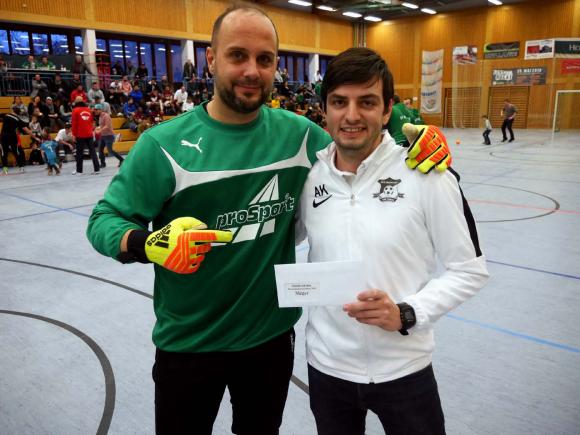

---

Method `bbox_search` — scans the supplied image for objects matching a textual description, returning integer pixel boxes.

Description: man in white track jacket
[296,47,489,435]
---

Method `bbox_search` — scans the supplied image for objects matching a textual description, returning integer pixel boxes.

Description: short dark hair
[321,47,394,113]
[393,95,401,104]
[211,3,278,51]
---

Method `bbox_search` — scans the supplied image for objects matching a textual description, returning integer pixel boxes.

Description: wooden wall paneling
[489,86,529,130]
[188,0,230,37]
[317,18,353,52]
[93,0,187,32]
[0,0,87,19]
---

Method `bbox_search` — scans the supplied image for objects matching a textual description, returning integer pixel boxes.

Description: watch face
[403,311,414,322]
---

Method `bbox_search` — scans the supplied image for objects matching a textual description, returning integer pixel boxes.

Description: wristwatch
[397,302,416,336]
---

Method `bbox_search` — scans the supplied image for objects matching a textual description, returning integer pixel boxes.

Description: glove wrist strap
[117,229,151,264]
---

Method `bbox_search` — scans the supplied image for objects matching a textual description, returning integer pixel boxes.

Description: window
[286,57,294,81]
[51,34,69,55]
[96,38,107,53]
[279,57,286,71]
[32,33,49,55]
[0,30,9,54]
[124,40,138,73]
[154,43,167,80]
[171,44,182,82]
[74,35,83,54]
[109,39,124,64]
[10,30,30,55]
[139,42,153,78]
[296,57,305,83]
[195,45,208,77]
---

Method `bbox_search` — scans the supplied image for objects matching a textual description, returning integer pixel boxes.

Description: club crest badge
[372,178,405,202]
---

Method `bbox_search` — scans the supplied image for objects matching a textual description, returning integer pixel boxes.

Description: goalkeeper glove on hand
[402,123,452,174]
[124,217,233,274]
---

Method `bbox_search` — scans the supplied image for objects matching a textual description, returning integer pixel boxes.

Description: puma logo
[181,138,203,153]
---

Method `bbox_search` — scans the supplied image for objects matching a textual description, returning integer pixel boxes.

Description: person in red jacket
[71,98,99,175]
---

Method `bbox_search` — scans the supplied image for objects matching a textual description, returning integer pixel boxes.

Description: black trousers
[75,137,99,173]
[483,129,491,145]
[1,138,25,168]
[501,118,515,141]
[309,364,446,435]
[152,329,295,435]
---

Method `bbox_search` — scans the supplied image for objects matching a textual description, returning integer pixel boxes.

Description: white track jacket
[296,132,489,384]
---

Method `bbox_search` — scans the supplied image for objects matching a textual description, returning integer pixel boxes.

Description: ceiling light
[488,0,503,5]
[421,8,436,14]
[343,11,362,18]
[288,0,311,6]
[317,5,336,11]
[364,16,382,22]
[401,2,419,9]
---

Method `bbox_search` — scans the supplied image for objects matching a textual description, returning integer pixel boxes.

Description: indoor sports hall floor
[1,127,579,435]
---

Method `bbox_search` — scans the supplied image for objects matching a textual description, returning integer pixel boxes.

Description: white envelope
[274,261,365,307]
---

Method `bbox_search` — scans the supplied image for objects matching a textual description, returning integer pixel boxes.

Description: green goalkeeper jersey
[386,102,412,144]
[87,104,331,352]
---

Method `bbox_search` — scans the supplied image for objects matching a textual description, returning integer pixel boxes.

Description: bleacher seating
[1,96,174,167]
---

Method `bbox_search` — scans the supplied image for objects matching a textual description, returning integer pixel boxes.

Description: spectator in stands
[134,62,148,80]
[28,142,44,165]
[55,122,75,165]
[94,95,111,114]
[183,59,195,83]
[70,73,83,92]
[130,105,146,132]
[281,67,289,82]
[120,76,132,97]
[39,55,55,70]
[182,95,195,112]
[147,88,162,110]
[71,98,99,175]
[0,56,7,73]
[173,84,188,112]
[70,84,88,103]
[111,60,125,77]
[129,84,143,105]
[160,75,170,91]
[274,67,283,83]
[162,86,176,114]
[122,96,137,118]
[147,77,161,94]
[45,96,61,131]
[94,104,124,168]
[40,130,61,175]
[28,95,47,120]
[29,114,43,145]
[279,80,292,99]
[186,76,199,99]
[71,54,92,75]
[30,74,49,100]
[21,54,38,69]
[1,105,31,174]
[58,99,72,123]
[126,60,136,78]
[88,82,105,105]
[315,70,322,82]
[12,96,29,123]
[49,72,69,100]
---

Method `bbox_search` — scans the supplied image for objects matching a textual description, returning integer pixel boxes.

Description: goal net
[552,90,580,133]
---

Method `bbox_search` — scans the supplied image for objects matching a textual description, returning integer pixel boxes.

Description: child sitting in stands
[28,142,44,165]
[40,130,60,175]
[29,114,43,145]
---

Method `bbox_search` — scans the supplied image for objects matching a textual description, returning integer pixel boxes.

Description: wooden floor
[1,128,579,434]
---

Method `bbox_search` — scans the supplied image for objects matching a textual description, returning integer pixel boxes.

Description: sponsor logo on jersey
[372,178,405,202]
[215,174,295,243]
[312,184,332,208]
[181,137,203,153]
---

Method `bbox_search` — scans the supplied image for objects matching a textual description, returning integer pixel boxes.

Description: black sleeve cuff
[116,229,151,264]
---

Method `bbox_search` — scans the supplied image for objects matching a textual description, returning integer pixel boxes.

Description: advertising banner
[421,49,444,114]
[484,41,519,59]
[453,46,478,64]
[525,39,554,59]
[554,39,580,58]
[561,59,580,74]
[492,68,547,86]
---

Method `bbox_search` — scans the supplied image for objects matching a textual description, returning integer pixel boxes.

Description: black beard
[216,79,270,114]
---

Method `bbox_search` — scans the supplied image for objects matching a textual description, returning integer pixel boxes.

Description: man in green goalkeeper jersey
[87,5,451,435]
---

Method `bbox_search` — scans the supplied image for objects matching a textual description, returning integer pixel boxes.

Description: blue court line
[0,191,91,218]
[487,259,580,281]
[446,313,580,354]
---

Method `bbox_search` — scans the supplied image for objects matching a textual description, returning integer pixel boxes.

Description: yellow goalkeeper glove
[122,217,232,274]
[402,123,452,174]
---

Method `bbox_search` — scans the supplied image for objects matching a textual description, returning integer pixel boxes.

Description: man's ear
[383,98,393,125]
[206,47,215,74]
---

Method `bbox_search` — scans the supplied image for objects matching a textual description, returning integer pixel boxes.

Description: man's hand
[343,289,402,332]
[402,123,452,174]
[144,217,232,274]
